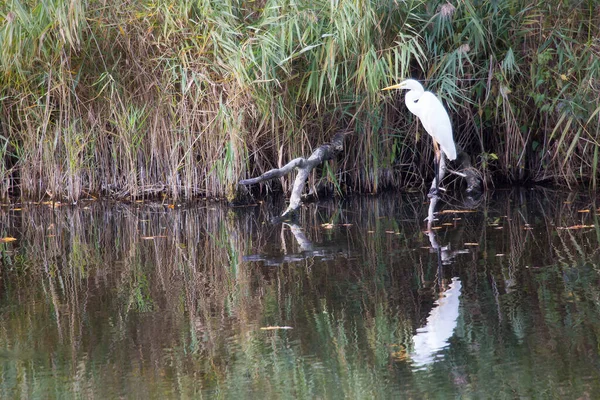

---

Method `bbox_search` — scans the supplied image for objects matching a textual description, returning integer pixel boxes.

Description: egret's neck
[404,89,424,117]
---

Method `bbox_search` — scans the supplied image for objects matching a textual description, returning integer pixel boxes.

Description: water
[1,189,600,398]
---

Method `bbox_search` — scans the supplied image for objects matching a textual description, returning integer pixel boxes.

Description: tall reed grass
[0,0,598,200]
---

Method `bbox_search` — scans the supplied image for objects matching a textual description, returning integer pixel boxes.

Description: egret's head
[382,79,424,92]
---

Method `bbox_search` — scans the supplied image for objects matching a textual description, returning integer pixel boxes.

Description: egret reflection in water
[410,277,462,368]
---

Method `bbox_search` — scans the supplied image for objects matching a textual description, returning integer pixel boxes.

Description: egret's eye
[413,99,419,103]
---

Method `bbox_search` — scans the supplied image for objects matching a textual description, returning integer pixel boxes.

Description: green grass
[0,0,599,200]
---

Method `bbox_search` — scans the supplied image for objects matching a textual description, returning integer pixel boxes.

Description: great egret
[383,79,456,194]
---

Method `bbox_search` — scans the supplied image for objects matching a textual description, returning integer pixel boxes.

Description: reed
[0,0,598,201]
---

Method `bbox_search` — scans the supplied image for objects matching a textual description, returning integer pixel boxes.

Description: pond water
[1,189,600,398]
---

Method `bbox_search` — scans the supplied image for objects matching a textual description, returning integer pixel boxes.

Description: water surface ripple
[1,189,600,398]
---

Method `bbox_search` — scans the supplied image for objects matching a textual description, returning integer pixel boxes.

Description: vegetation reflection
[0,190,600,398]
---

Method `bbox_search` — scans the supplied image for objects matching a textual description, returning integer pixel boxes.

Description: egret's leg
[433,141,441,195]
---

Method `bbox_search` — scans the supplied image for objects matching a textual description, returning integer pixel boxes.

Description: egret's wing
[419,92,456,160]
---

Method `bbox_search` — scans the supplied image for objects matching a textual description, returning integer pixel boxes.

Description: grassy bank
[0,0,599,201]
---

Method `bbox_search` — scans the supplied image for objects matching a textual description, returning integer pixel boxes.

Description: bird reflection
[410,201,465,369]
[410,277,462,369]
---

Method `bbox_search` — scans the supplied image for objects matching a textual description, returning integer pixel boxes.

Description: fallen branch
[239,131,350,217]
[428,149,483,196]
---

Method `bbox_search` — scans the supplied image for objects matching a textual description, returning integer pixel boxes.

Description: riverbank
[1,0,598,201]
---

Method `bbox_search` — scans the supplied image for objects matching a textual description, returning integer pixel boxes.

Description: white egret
[383,79,456,194]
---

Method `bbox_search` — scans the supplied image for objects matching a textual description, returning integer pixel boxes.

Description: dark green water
[1,189,600,399]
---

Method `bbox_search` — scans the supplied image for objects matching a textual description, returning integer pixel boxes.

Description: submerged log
[239,131,350,217]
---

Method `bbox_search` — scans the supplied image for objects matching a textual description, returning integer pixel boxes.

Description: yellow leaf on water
[557,224,595,230]
[260,326,293,331]
[141,235,167,240]
[577,209,590,213]
[321,223,334,229]
[464,242,479,246]
[438,209,477,214]
[0,237,17,243]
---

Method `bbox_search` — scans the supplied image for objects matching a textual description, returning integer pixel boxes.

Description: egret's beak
[382,83,405,91]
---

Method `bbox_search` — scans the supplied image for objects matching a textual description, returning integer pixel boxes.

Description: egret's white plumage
[383,79,457,161]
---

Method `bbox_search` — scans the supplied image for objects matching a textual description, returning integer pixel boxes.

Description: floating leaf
[556,224,595,230]
[260,326,293,331]
[321,223,334,229]
[141,235,167,240]
[438,209,477,214]
[464,242,479,246]
[577,209,590,213]
[0,237,17,243]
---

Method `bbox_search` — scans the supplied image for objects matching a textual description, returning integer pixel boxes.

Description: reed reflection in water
[1,189,600,398]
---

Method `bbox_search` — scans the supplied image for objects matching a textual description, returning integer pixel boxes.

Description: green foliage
[0,0,599,200]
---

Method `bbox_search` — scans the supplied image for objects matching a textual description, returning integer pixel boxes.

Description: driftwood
[429,149,482,197]
[239,131,350,217]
